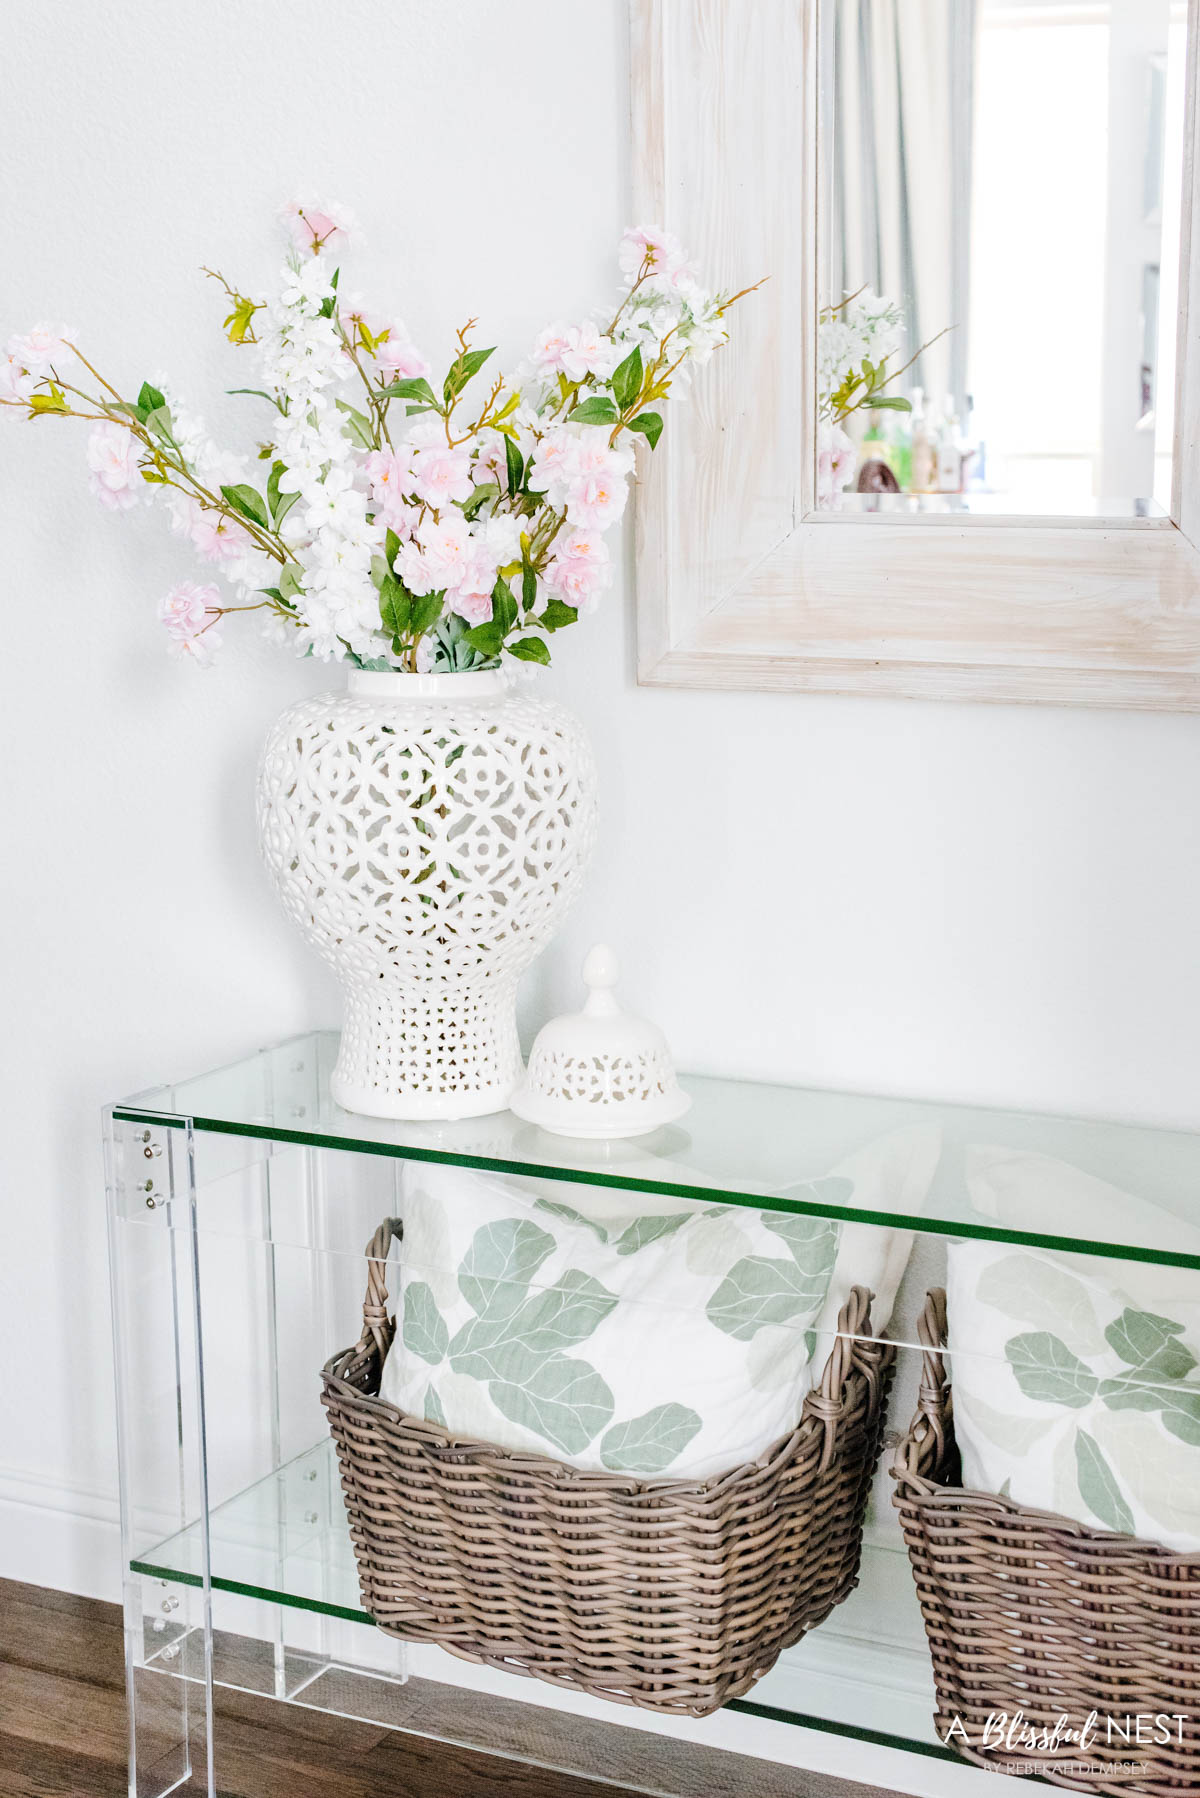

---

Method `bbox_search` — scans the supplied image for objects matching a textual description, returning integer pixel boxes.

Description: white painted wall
[4,0,1200,1665]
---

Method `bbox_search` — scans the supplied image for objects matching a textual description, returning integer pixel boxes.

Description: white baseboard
[0,1464,122,1603]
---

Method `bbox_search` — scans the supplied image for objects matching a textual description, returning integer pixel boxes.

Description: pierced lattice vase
[257,669,597,1121]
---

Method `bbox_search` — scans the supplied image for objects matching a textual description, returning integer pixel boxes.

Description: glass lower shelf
[131,1439,945,1760]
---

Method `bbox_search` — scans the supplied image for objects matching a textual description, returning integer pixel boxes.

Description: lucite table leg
[106,1110,215,1797]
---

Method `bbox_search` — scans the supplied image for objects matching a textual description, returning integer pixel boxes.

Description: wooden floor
[0,1578,900,1798]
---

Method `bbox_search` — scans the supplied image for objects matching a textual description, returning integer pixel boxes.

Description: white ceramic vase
[257,669,597,1120]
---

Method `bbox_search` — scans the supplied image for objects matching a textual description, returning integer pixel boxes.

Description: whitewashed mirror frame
[632,0,1200,709]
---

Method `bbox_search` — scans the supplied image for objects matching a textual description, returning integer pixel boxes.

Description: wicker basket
[892,1289,1200,1794]
[321,1217,896,1717]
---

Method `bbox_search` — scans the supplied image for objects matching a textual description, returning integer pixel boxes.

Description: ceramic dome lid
[510,944,691,1140]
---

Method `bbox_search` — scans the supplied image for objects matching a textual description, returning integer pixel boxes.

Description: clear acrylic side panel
[105,1109,211,1798]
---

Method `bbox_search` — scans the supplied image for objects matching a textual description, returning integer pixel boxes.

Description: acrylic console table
[104,1031,1200,1798]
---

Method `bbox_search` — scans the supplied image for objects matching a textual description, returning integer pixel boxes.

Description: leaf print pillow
[946,1239,1200,1550]
[378,1161,843,1480]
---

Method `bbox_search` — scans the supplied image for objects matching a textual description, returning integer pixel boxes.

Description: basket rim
[323,1282,893,1500]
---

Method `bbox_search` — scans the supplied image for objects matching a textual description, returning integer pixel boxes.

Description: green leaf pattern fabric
[379,1164,844,1478]
[948,1240,1200,1551]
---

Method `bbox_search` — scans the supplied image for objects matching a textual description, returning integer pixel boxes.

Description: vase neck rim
[347,668,508,700]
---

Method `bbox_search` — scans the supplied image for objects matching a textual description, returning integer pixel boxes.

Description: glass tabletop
[113,1029,1200,1268]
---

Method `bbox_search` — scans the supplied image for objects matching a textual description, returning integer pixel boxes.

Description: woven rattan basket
[322,1216,896,1717]
[892,1289,1200,1794]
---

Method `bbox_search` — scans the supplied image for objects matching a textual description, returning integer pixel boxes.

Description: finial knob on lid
[509,944,691,1140]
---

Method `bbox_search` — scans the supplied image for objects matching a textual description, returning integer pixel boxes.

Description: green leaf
[568,396,619,426]
[600,1403,702,1474]
[533,1197,608,1244]
[504,433,524,497]
[625,411,663,449]
[444,345,496,404]
[385,527,401,565]
[464,621,506,659]
[1005,1333,1099,1409]
[136,381,166,415]
[336,398,375,449]
[869,395,912,412]
[761,1214,842,1282]
[450,1271,618,1375]
[219,483,269,530]
[507,636,551,665]
[402,1281,448,1365]
[1105,1309,1197,1381]
[458,1219,556,1320]
[613,1213,690,1256]
[29,390,70,416]
[540,599,578,632]
[266,460,300,526]
[488,1352,614,1456]
[521,561,538,612]
[279,564,304,601]
[1075,1429,1134,1534]
[379,574,410,643]
[423,1383,447,1427]
[143,405,174,443]
[706,1255,832,1343]
[612,345,643,413]
[409,593,444,639]
[1153,1385,1200,1446]
[378,376,439,408]
[461,482,499,523]
[491,577,517,635]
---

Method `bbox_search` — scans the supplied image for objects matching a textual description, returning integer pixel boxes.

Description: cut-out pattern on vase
[257,669,596,1119]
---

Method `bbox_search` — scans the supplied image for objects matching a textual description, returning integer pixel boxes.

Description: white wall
[4,0,1200,1602]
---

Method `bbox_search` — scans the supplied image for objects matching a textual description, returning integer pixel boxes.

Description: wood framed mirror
[632,0,1200,708]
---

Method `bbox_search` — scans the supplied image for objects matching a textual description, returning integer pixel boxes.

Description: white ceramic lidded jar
[257,669,597,1120]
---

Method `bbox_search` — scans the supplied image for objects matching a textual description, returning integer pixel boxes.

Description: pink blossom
[86,423,142,511]
[7,322,77,375]
[531,322,574,374]
[447,560,496,626]
[189,507,248,562]
[816,422,856,509]
[618,226,688,283]
[376,334,431,381]
[365,447,417,503]
[168,626,223,668]
[560,321,620,384]
[565,456,630,530]
[158,580,220,640]
[472,434,508,486]
[397,513,474,595]
[545,531,612,613]
[0,351,36,401]
[411,442,474,510]
[281,197,354,256]
[527,428,578,500]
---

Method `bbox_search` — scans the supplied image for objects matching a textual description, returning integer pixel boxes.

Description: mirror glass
[820,0,1188,518]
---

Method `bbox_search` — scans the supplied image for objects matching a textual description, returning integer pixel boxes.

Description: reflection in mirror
[820,0,1188,519]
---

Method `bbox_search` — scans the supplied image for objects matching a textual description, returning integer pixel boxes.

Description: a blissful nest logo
[941,1709,1190,1776]
[398,1199,840,1472]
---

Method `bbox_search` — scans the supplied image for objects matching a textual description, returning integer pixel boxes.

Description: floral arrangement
[816,286,943,506]
[1,203,756,671]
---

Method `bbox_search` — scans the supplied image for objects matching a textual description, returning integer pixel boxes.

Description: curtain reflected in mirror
[821,0,1187,518]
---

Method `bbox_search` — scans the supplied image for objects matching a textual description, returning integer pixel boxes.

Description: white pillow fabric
[806,1123,942,1358]
[380,1162,842,1479]
[966,1143,1200,1259]
[948,1231,1200,1552]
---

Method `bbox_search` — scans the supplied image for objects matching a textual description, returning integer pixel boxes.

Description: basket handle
[806,1284,887,1471]
[358,1216,402,1363]
[891,1287,950,1482]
